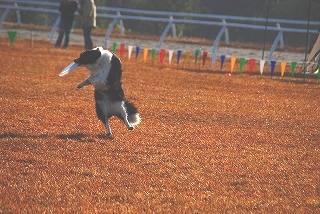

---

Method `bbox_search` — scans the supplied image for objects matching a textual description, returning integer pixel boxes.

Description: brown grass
[0,37,319,213]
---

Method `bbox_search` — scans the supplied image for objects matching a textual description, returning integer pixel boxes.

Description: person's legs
[56,20,69,48]
[83,26,93,50]
[55,29,64,48]
[63,20,73,49]
[63,29,71,49]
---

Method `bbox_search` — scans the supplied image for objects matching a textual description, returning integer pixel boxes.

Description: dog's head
[74,48,102,66]
[59,47,104,77]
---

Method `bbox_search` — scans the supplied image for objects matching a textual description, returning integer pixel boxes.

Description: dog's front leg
[120,102,133,130]
[77,79,91,89]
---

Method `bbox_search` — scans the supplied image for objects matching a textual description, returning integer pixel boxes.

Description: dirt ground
[0,37,319,213]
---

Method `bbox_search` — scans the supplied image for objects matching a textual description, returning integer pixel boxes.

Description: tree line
[103,0,319,46]
[103,0,319,21]
[3,0,320,46]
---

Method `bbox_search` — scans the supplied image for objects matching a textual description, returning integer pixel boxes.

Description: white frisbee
[59,62,79,77]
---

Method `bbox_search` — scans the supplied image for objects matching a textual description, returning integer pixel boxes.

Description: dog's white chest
[93,82,108,90]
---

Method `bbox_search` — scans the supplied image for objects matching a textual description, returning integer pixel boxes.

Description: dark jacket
[59,0,78,21]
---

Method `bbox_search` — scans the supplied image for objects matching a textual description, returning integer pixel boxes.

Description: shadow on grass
[56,133,99,143]
[0,132,107,142]
[56,133,112,141]
[56,133,87,140]
[0,132,48,139]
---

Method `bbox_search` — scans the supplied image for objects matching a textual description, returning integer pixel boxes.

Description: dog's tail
[125,101,141,126]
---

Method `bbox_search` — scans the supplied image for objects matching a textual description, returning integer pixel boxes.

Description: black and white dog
[59,47,141,138]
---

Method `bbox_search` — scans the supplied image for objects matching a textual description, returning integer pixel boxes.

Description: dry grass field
[0,37,319,213]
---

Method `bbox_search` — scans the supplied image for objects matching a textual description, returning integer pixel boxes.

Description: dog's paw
[106,133,114,139]
[76,84,83,89]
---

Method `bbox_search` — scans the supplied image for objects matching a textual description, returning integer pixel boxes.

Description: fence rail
[1,0,319,63]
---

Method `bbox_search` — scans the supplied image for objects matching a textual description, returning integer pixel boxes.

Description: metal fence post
[211,20,228,68]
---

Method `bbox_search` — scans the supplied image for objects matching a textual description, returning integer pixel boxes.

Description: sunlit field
[0,37,319,213]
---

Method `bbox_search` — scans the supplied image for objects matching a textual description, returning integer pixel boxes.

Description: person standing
[55,0,78,49]
[79,0,96,50]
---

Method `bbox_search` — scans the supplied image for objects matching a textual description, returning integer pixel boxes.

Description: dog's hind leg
[96,100,113,138]
[105,117,113,137]
[120,102,133,130]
